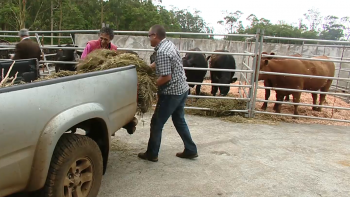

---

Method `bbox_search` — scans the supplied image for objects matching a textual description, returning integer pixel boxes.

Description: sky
[154,0,349,36]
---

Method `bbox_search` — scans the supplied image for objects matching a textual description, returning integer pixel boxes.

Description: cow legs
[262,80,271,110]
[292,92,302,116]
[273,93,279,111]
[261,89,270,110]
[315,80,332,112]
[274,92,284,113]
[312,93,318,111]
[55,64,60,73]
[211,86,218,96]
[317,93,327,112]
[195,85,202,95]
[211,78,219,96]
[210,71,219,96]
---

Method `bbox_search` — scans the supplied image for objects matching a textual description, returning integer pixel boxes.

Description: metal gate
[0,29,350,124]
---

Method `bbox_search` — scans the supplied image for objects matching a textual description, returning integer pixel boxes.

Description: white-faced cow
[207,50,237,96]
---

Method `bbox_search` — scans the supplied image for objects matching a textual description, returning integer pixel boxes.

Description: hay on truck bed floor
[1,49,158,115]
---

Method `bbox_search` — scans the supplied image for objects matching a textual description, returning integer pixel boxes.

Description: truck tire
[42,133,103,197]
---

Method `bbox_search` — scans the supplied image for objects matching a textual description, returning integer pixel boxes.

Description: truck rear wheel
[42,133,103,197]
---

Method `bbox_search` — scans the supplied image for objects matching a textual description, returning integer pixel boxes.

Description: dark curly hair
[100,27,114,40]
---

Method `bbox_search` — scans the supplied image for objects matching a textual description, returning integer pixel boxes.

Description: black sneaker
[138,152,158,162]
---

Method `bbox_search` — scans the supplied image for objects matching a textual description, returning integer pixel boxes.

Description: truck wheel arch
[26,103,111,192]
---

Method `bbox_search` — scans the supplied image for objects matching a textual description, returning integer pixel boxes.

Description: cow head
[254,52,275,81]
[217,73,238,96]
[260,52,275,69]
[182,53,194,68]
[56,44,79,61]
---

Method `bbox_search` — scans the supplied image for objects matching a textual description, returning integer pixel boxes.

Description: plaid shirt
[154,39,189,95]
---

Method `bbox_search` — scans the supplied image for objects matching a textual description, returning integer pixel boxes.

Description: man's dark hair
[151,24,166,40]
[100,27,114,40]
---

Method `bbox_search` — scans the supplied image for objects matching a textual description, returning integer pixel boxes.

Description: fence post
[239,38,248,98]
[249,29,264,118]
[247,29,261,118]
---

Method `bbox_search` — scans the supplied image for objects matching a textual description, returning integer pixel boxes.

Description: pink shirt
[80,43,92,59]
[80,41,118,59]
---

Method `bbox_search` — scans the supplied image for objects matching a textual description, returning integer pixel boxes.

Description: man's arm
[157,75,171,86]
[156,51,172,87]
[150,62,156,69]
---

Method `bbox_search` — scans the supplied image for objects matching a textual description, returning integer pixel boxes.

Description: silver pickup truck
[0,58,139,197]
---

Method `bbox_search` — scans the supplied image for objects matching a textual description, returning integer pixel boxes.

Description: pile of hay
[185,93,248,117]
[2,49,157,114]
[185,94,283,124]
[75,49,157,114]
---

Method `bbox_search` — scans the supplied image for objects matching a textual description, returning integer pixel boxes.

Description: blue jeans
[146,90,197,158]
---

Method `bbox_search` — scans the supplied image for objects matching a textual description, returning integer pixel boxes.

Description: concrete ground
[98,113,350,197]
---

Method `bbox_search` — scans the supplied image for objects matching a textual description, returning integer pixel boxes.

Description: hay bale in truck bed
[76,49,157,114]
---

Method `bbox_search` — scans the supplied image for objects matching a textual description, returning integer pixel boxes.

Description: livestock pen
[252,31,350,125]
[0,29,350,126]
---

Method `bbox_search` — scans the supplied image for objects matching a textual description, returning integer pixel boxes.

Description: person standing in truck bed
[80,27,118,59]
[138,24,198,162]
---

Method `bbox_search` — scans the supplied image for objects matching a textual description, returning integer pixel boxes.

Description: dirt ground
[97,113,350,197]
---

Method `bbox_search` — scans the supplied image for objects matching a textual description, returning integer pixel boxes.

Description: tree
[0,2,348,45]
[246,14,259,28]
[341,16,350,40]
[319,15,344,40]
[304,8,322,31]
[217,10,243,35]
[170,7,212,38]
[298,18,308,31]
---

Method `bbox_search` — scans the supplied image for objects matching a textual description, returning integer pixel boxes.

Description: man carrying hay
[138,25,198,162]
[80,27,118,59]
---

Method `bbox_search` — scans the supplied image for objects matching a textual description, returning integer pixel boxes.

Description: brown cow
[257,53,335,115]
[260,52,302,111]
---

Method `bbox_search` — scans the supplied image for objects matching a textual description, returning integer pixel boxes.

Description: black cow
[182,47,208,95]
[54,44,79,73]
[207,50,238,96]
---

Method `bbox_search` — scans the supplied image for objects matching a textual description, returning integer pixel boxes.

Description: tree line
[219,9,350,44]
[0,0,349,45]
